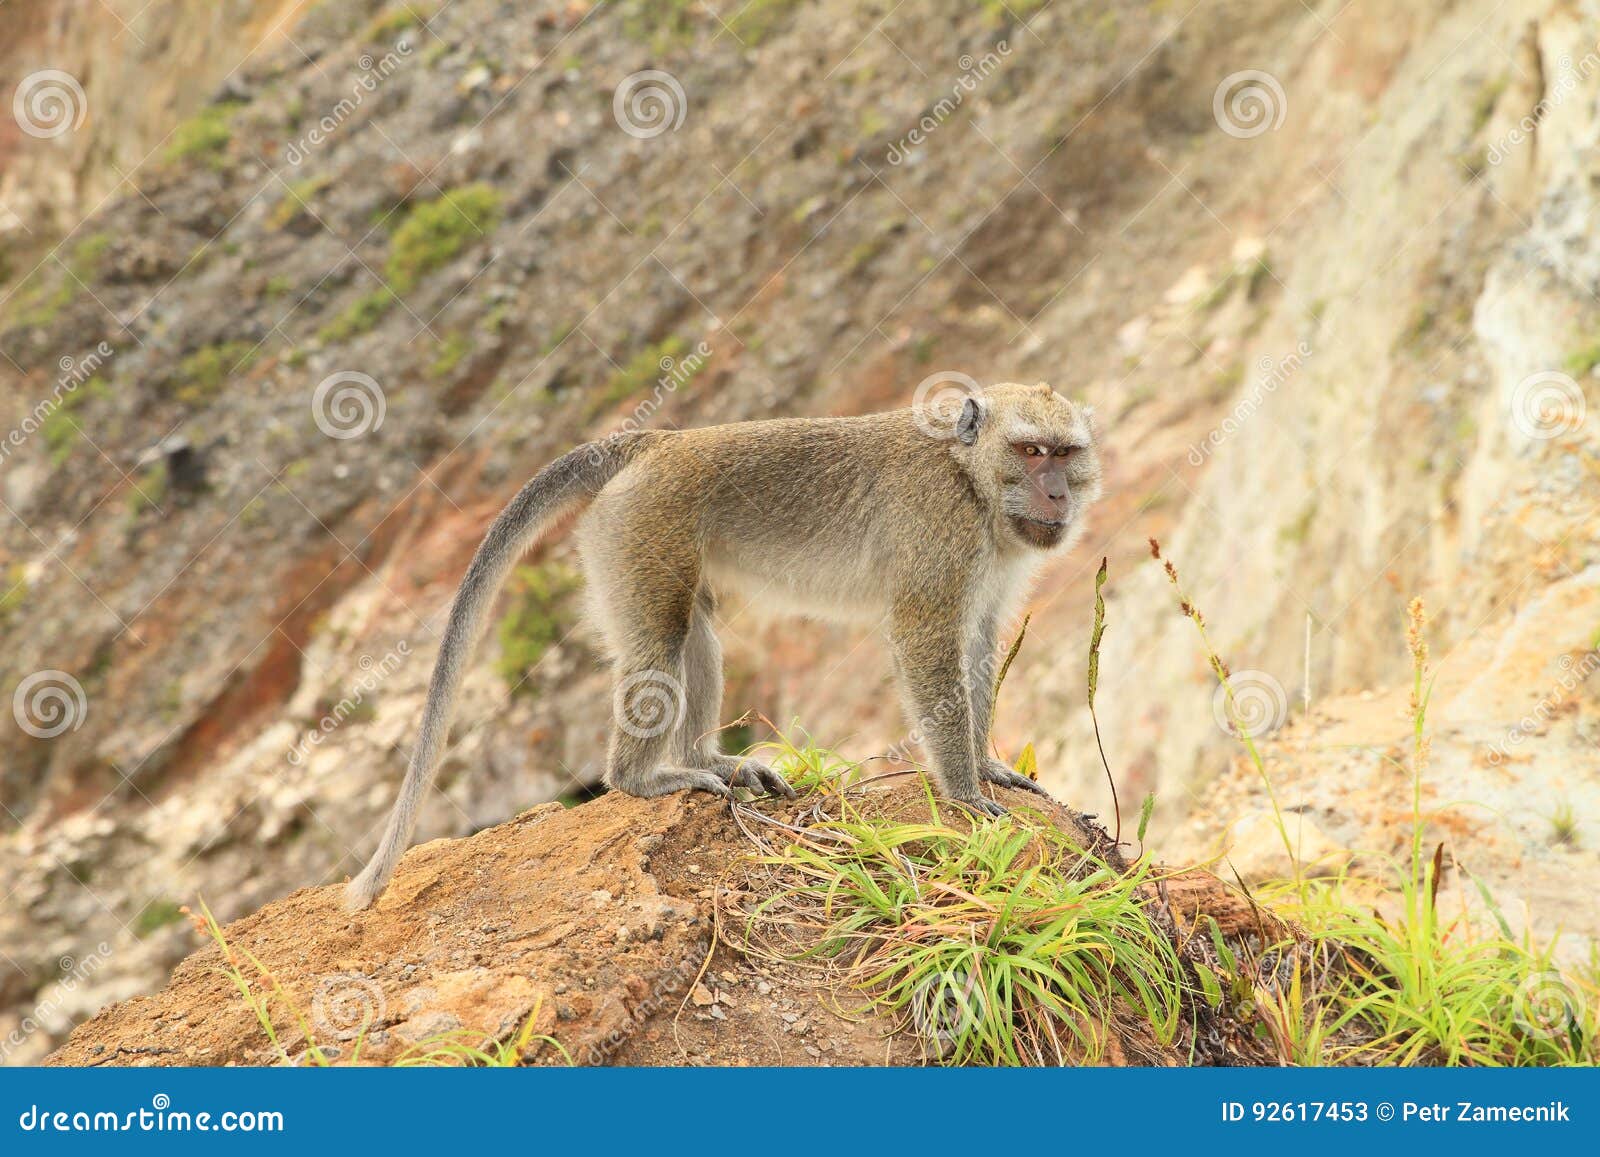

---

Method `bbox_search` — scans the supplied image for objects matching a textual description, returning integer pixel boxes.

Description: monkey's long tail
[343,437,653,911]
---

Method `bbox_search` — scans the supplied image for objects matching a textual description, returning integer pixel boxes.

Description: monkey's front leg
[965,613,1052,800]
[891,606,1003,818]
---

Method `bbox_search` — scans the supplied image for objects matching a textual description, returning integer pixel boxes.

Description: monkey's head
[950,381,1102,551]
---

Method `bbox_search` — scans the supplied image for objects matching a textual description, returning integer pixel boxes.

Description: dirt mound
[48,781,1273,1067]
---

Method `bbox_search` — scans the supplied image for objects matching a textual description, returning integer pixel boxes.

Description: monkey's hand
[978,757,1053,799]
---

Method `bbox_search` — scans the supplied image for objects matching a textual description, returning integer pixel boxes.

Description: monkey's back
[579,411,988,623]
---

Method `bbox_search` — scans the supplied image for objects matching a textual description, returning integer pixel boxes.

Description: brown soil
[48,781,1280,1067]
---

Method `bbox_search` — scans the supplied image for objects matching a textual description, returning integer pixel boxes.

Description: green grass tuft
[319,287,398,342]
[588,335,702,417]
[494,562,582,690]
[385,184,501,293]
[733,741,1183,1066]
[133,898,186,938]
[40,378,109,463]
[166,101,244,166]
[170,341,259,405]
[1549,801,1581,849]
[0,564,28,627]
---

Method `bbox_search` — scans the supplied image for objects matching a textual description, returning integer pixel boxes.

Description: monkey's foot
[979,758,1053,798]
[697,753,799,800]
[953,794,1008,819]
[618,767,735,800]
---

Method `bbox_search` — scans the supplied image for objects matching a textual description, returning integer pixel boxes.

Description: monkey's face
[953,382,1102,551]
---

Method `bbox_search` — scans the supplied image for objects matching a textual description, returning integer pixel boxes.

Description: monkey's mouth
[1011,515,1069,547]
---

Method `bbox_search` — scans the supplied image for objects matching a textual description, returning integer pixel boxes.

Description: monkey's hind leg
[673,589,796,799]
[605,650,733,801]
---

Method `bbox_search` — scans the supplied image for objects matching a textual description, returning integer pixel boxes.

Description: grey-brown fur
[344,383,1101,911]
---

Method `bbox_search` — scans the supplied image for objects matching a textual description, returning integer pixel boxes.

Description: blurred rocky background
[2,0,1598,1061]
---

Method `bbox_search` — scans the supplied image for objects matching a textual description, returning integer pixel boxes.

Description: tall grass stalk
[1148,539,1301,893]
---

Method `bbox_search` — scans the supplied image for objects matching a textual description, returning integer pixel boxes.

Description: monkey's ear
[955,396,984,445]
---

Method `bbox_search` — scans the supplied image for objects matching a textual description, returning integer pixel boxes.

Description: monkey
[344,381,1102,910]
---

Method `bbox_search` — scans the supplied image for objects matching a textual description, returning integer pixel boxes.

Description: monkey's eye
[1017,444,1045,458]
[1052,445,1075,458]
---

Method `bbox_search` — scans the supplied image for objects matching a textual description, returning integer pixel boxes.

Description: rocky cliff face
[2,0,1597,1062]
[0,0,316,244]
